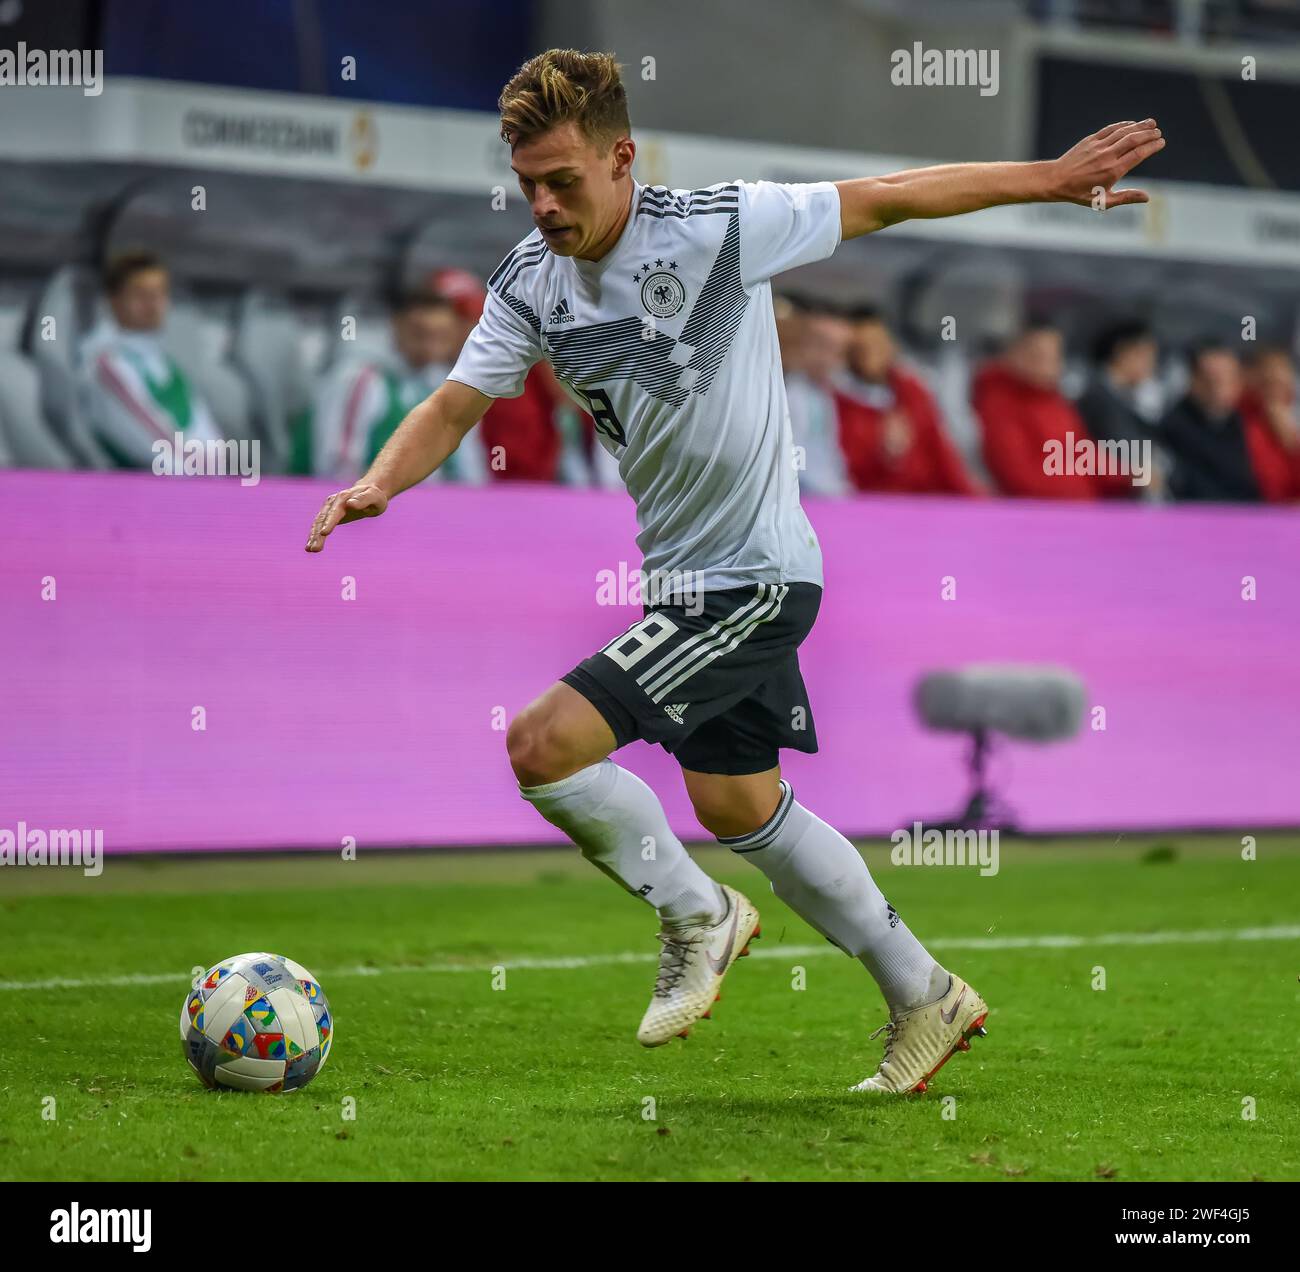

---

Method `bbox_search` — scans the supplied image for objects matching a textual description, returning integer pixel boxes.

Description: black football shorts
[562,581,822,776]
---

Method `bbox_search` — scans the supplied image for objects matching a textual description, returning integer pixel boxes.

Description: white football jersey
[448,178,843,597]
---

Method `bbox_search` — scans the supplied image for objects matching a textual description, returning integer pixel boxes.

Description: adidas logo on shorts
[663,702,690,723]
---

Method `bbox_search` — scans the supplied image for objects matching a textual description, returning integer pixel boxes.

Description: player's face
[511,121,635,259]
[110,268,170,332]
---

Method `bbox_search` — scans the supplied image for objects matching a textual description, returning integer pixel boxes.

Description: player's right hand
[305,483,389,552]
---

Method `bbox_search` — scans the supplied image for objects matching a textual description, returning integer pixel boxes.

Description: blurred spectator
[1077,321,1164,445]
[781,296,853,497]
[479,359,569,483]
[1077,319,1169,498]
[837,306,978,495]
[1160,343,1260,502]
[1240,346,1300,502]
[79,251,223,468]
[974,320,1129,499]
[431,266,583,484]
[542,362,614,486]
[428,268,487,326]
[311,290,487,483]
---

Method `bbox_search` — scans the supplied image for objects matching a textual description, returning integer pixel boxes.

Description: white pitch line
[1,924,1297,993]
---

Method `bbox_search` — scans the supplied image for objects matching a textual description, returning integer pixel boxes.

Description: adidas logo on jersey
[663,702,690,723]
[547,297,575,325]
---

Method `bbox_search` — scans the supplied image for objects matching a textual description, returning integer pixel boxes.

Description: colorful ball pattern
[180,952,332,1092]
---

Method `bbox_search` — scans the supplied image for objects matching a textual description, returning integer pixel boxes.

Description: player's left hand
[1050,119,1165,210]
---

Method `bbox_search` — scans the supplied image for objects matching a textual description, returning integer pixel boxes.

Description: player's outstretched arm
[835,119,1165,240]
[304,378,492,553]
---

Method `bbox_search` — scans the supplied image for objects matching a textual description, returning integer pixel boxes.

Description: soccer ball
[180,952,333,1092]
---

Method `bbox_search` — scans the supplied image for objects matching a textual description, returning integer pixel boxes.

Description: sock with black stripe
[720,780,948,1011]
[520,759,726,926]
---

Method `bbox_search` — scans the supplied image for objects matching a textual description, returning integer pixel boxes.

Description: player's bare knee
[507,706,574,787]
[506,711,549,786]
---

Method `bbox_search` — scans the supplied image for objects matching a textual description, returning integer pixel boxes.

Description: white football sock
[520,759,726,926]
[720,780,948,1011]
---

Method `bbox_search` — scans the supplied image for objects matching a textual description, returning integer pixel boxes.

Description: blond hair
[498,48,630,151]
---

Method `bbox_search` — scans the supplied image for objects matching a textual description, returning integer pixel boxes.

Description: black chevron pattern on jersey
[489,236,547,292]
[500,290,543,334]
[676,209,746,395]
[546,316,691,407]
[543,203,749,408]
[488,236,549,333]
[639,182,739,220]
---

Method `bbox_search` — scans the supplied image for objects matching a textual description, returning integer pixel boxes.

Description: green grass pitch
[1,835,1297,1182]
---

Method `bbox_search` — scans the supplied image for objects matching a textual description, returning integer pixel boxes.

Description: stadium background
[3,0,1299,850]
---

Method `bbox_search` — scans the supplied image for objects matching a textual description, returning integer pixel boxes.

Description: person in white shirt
[306,48,1166,1095]
[311,291,487,485]
[780,295,853,497]
[79,251,222,468]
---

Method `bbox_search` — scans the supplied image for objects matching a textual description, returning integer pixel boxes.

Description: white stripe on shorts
[636,584,772,693]
[648,584,787,704]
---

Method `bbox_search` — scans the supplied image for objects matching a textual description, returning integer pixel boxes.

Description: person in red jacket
[430,266,565,482]
[477,361,568,482]
[973,321,1133,499]
[1240,346,1300,503]
[835,307,979,495]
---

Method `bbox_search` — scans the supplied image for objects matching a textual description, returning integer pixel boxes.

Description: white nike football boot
[636,884,761,1047]
[850,972,989,1094]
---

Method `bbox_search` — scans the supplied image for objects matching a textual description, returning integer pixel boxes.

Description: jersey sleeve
[446,285,543,400]
[736,179,843,289]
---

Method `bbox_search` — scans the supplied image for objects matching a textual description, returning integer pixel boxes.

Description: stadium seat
[909,344,993,486]
[0,292,16,467]
[24,267,112,468]
[0,349,75,469]
[1149,278,1264,349]
[161,301,256,450]
[902,252,1026,355]
[322,296,392,369]
[231,293,314,472]
[296,316,333,378]
[0,292,26,352]
[900,254,1027,485]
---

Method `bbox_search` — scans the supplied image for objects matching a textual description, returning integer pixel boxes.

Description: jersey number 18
[577,387,626,447]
